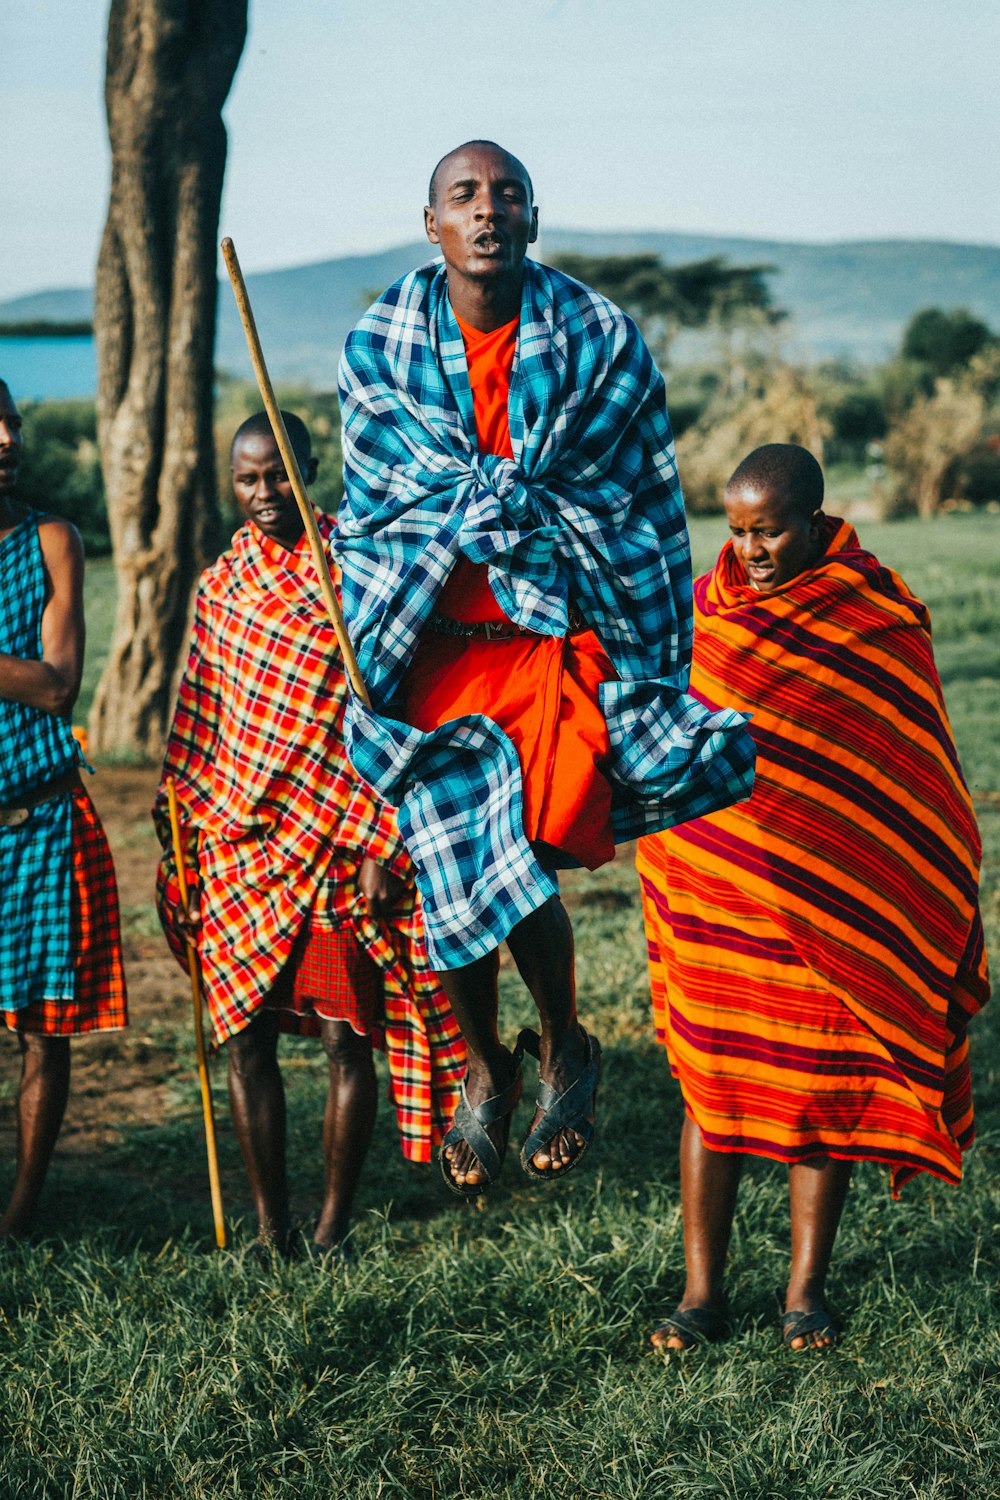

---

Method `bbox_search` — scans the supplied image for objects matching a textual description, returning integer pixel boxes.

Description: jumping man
[336,143,754,1196]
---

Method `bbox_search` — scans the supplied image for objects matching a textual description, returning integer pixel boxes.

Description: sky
[3,0,999,301]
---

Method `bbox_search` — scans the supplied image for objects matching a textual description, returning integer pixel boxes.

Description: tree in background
[901,307,994,380]
[677,366,829,513]
[92,0,247,755]
[550,253,781,371]
[885,348,1000,518]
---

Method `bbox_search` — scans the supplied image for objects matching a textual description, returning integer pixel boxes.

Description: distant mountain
[3,232,999,391]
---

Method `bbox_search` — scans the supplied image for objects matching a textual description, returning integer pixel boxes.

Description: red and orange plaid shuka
[153,516,465,1162]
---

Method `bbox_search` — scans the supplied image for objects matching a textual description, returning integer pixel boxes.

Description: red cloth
[154,516,465,1161]
[7,783,128,1036]
[402,307,617,868]
[269,920,383,1041]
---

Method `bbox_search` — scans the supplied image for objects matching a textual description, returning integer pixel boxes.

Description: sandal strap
[782,1308,837,1345]
[517,1027,601,1160]
[652,1306,726,1345]
[441,1064,523,1181]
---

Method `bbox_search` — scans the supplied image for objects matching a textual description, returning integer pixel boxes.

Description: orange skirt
[403,626,617,870]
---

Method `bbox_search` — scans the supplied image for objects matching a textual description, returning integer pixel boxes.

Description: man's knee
[19,1033,70,1074]
[225,1014,278,1082]
[320,1020,373,1071]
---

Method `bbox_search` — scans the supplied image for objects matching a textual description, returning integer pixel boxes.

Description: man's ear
[424,204,439,245]
[306,456,319,485]
[528,206,539,245]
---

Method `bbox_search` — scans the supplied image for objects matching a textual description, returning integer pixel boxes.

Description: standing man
[155,412,464,1255]
[638,445,990,1351]
[0,378,127,1240]
[336,142,755,1196]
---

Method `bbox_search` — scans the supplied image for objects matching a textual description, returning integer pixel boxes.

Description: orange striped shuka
[153,516,465,1162]
[637,517,990,1195]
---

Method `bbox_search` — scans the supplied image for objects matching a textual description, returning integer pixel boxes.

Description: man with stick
[155,411,465,1255]
[0,377,127,1240]
[336,142,755,1196]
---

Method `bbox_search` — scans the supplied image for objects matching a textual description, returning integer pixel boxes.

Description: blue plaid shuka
[337,259,755,969]
[0,512,83,1012]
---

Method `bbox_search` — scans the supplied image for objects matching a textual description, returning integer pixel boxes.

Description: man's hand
[358,857,406,920]
[169,882,201,942]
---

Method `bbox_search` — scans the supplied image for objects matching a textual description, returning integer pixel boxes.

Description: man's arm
[0,518,85,717]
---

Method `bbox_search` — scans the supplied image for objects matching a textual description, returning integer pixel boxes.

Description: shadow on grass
[15,1035,685,1259]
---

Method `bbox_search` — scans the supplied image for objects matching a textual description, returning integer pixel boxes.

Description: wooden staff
[166,777,226,1250]
[220,235,371,707]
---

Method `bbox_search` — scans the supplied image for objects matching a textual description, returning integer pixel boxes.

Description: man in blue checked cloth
[0,377,127,1241]
[336,141,755,1197]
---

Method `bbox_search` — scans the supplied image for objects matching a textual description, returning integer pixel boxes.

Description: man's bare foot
[440,1049,522,1193]
[519,1026,601,1178]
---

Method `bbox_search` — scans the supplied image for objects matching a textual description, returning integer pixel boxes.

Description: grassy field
[2,515,998,1498]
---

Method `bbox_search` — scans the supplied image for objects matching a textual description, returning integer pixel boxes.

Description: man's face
[724,482,821,592]
[0,384,24,499]
[424,144,537,284]
[230,431,315,548]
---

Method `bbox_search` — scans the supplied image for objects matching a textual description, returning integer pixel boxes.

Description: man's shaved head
[726,443,824,517]
[230,410,312,466]
[428,141,533,206]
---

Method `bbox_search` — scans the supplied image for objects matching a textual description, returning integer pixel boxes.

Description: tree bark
[92,0,247,756]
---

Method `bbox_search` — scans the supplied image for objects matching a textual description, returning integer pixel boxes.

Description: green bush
[17,400,111,556]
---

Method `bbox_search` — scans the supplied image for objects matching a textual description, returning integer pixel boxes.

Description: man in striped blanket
[155,412,464,1257]
[336,142,755,1198]
[0,377,127,1241]
[638,443,990,1351]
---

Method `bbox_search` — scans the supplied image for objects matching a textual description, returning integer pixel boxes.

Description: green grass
[3,516,998,1498]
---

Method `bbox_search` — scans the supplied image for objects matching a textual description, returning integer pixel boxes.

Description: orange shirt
[434,312,518,623]
[454,312,517,460]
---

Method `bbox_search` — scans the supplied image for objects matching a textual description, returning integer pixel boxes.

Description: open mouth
[473,234,505,255]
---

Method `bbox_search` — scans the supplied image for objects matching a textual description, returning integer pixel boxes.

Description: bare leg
[505,894,593,1172]
[313,1019,377,1249]
[784,1156,853,1349]
[225,1010,291,1249]
[651,1116,743,1349]
[438,947,513,1188]
[0,1034,71,1240]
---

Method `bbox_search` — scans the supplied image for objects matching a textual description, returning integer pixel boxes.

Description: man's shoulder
[197,537,244,600]
[528,260,635,339]
[35,514,84,576]
[346,262,443,346]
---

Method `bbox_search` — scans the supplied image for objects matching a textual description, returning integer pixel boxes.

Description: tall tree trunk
[91,0,247,756]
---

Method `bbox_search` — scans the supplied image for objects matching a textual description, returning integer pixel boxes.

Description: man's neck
[0,496,21,537]
[446,269,523,334]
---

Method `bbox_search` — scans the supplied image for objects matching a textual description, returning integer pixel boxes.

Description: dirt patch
[0,765,192,1159]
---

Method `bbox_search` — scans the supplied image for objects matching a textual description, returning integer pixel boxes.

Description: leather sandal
[782,1307,839,1351]
[517,1026,602,1180]
[439,1050,523,1198]
[650,1305,728,1350]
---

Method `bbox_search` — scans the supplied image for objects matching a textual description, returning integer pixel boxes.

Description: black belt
[0,767,81,828]
[426,608,588,642]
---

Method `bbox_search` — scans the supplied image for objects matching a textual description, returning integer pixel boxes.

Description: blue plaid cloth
[0,512,81,1010]
[337,260,754,968]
